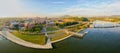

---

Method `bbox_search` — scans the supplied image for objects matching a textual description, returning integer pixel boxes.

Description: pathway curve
[0,31,53,49]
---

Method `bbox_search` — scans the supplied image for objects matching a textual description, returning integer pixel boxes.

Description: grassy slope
[47,27,59,31]
[51,34,70,41]
[48,30,70,41]
[11,31,46,45]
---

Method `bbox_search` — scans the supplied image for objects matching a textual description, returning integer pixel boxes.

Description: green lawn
[66,23,89,32]
[11,31,47,45]
[51,34,70,41]
[48,30,71,41]
[47,27,59,31]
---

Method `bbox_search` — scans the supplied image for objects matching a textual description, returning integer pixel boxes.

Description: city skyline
[0,0,120,17]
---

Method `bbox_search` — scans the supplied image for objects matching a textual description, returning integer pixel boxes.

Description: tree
[58,24,64,28]
[78,17,89,21]
[35,28,41,33]
[33,25,43,32]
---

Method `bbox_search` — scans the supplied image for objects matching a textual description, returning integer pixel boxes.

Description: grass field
[46,27,59,31]
[11,31,47,45]
[48,30,70,41]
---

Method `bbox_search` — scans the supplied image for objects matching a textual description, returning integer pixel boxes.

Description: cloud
[1,0,120,17]
[63,0,120,16]
[51,1,65,4]
[0,0,25,17]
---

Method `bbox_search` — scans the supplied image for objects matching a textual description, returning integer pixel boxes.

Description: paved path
[43,27,52,46]
[0,31,53,49]
[68,30,87,37]
[51,29,86,43]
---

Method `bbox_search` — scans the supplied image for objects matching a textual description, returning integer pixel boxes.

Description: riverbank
[51,33,73,43]
[0,23,88,49]
[47,30,71,42]
[51,28,87,43]
[1,31,53,49]
[1,27,120,53]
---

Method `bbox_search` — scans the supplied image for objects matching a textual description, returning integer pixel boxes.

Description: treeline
[22,24,43,33]
[56,22,79,28]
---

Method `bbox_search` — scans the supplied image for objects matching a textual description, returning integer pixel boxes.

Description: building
[47,22,56,28]
[9,22,19,29]
[24,22,35,29]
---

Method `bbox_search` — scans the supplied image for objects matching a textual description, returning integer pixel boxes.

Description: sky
[0,0,120,17]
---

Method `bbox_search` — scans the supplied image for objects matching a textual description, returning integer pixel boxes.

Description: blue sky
[0,0,120,17]
[20,0,80,16]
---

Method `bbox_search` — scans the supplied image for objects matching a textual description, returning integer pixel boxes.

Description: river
[0,27,120,53]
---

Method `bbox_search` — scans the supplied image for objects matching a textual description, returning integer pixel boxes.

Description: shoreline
[1,31,53,49]
[51,28,87,43]
[51,34,73,43]
[0,28,87,49]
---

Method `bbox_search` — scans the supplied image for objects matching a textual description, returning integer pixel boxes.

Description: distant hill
[59,15,71,18]
[111,15,120,17]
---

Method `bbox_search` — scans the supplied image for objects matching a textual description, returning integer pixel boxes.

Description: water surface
[0,27,120,53]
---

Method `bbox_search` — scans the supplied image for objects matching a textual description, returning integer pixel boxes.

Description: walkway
[0,31,53,49]
[43,27,52,47]
[65,29,88,37]
[51,29,88,43]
